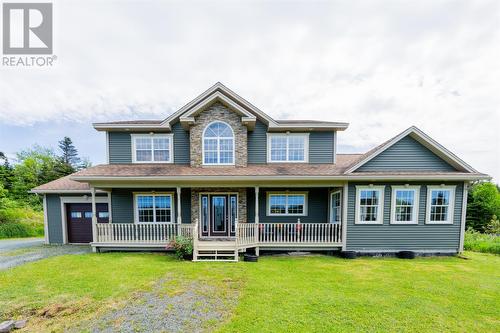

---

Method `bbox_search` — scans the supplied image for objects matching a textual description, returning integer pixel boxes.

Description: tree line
[0,137,90,209]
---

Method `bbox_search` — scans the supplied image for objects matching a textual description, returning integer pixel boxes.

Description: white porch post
[342,182,348,251]
[459,181,469,253]
[255,186,260,256]
[91,187,97,251]
[107,191,113,223]
[176,187,182,235]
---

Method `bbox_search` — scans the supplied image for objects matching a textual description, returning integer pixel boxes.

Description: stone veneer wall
[189,102,248,167]
[191,188,247,225]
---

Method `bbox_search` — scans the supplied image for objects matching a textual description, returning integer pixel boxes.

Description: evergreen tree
[0,152,14,191]
[58,137,80,168]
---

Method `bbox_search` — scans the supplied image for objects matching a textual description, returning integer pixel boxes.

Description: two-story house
[32,83,489,261]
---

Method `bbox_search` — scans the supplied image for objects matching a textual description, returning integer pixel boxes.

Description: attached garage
[66,203,109,243]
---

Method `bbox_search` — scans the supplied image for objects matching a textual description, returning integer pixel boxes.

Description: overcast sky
[0,0,499,180]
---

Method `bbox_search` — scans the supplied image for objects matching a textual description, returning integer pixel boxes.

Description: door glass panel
[230,195,237,233]
[202,195,209,233]
[331,191,341,224]
[212,196,226,232]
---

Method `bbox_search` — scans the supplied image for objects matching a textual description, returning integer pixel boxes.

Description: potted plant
[166,236,193,260]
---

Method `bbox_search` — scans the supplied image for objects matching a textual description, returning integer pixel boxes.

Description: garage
[66,203,109,243]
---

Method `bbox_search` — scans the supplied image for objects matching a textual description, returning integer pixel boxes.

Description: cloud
[0,0,498,179]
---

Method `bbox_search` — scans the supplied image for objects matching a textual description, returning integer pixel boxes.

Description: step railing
[236,223,258,247]
[258,223,342,244]
[96,223,194,243]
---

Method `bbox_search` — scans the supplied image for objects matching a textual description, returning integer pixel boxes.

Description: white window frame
[426,185,455,225]
[131,134,174,163]
[329,190,342,224]
[202,121,235,166]
[133,192,174,224]
[267,133,309,163]
[390,186,420,225]
[266,192,308,216]
[355,186,385,225]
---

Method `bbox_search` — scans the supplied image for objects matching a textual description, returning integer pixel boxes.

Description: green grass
[0,252,499,332]
[464,229,500,254]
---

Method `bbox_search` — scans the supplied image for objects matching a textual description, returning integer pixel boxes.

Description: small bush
[0,222,43,238]
[166,236,193,260]
[0,205,44,239]
[484,215,500,234]
[464,228,500,255]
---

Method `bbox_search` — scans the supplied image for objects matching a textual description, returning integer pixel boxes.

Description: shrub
[464,228,500,255]
[166,236,193,260]
[0,222,43,239]
[484,215,500,234]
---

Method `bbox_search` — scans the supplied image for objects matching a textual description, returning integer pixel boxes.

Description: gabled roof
[93,82,349,132]
[345,126,478,174]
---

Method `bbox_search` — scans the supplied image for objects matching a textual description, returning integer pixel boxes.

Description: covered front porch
[87,184,346,261]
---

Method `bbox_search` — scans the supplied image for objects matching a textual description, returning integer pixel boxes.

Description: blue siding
[346,182,464,251]
[247,120,268,164]
[111,188,191,224]
[356,135,456,172]
[108,124,190,165]
[46,194,63,244]
[247,188,330,223]
[172,122,190,165]
[309,132,335,163]
[108,132,132,164]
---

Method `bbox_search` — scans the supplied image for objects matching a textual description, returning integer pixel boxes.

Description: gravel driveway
[0,238,90,270]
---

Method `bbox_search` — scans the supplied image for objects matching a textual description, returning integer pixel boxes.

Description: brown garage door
[66,203,109,243]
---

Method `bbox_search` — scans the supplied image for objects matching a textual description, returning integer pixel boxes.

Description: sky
[0,0,499,180]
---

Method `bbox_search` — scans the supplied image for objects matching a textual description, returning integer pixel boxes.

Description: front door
[200,194,237,238]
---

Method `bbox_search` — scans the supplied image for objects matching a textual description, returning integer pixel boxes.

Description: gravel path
[79,277,238,333]
[0,244,91,270]
[0,237,44,251]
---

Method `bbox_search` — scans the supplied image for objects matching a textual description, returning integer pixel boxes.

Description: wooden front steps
[193,240,239,262]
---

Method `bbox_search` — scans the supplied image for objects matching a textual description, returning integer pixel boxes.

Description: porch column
[255,186,260,256]
[107,191,113,223]
[91,187,97,251]
[254,186,259,224]
[342,182,348,251]
[176,187,182,234]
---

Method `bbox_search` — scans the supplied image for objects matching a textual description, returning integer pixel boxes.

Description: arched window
[203,121,235,165]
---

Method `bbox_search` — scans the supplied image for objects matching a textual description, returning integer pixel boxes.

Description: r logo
[2,3,53,54]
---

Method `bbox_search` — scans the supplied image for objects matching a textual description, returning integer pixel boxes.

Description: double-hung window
[355,186,384,224]
[267,133,308,162]
[132,134,173,163]
[390,186,420,224]
[426,186,455,224]
[267,192,307,216]
[330,191,342,224]
[135,193,173,223]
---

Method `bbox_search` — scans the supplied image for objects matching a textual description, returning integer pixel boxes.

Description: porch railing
[96,223,194,244]
[95,222,342,246]
[258,223,342,245]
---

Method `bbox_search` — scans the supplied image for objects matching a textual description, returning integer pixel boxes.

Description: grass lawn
[0,252,499,332]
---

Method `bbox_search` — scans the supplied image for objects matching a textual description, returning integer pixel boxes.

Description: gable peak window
[132,134,173,163]
[203,121,235,165]
[268,133,309,163]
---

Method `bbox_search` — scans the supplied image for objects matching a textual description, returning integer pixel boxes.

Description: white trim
[43,195,49,244]
[131,133,174,164]
[425,185,456,224]
[266,191,308,216]
[176,187,182,224]
[71,173,490,183]
[345,126,478,173]
[390,186,420,225]
[107,191,113,223]
[459,182,469,252]
[329,190,342,224]
[202,121,235,166]
[266,133,309,163]
[341,183,348,251]
[355,186,385,225]
[254,186,260,224]
[133,192,175,224]
[105,131,110,164]
[60,195,108,244]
